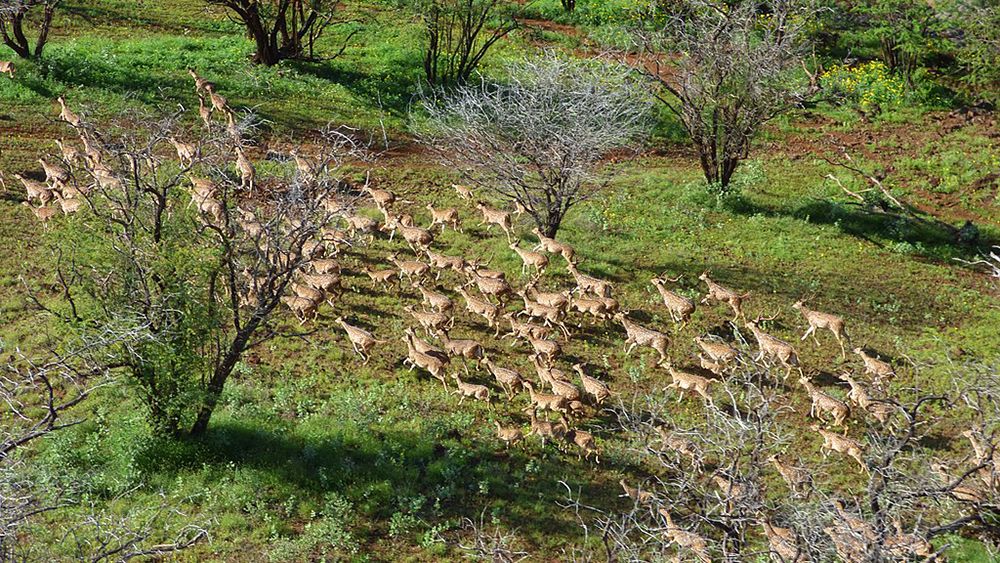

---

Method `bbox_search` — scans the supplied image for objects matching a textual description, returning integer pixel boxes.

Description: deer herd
[4,68,987,561]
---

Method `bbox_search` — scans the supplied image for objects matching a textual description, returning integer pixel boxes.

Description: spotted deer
[474,202,513,242]
[698,272,748,321]
[799,377,850,428]
[572,363,611,405]
[768,455,813,498]
[509,242,548,277]
[746,317,801,380]
[426,203,461,232]
[853,347,895,382]
[336,317,385,364]
[651,275,696,326]
[664,361,716,404]
[813,425,866,472]
[614,312,669,365]
[658,509,711,563]
[531,227,575,263]
[0,60,15,78]
[455,286,502,336]
[452,374,491,407]
[566,261,613,298]
[483,356,526,399]
[793,300,850,359]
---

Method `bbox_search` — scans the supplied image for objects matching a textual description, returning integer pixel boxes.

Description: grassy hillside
[2,0,998,560]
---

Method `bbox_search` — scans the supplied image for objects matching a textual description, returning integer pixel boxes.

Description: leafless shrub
[418,53,650,237]
[457,508,530,562]
[633,0,818,191]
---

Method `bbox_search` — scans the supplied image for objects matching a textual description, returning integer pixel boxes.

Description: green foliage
[821,61,907,113]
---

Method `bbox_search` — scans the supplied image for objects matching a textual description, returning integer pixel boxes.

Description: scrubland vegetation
[1,0,999,561]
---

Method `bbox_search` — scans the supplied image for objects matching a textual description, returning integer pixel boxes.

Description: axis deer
[495,421,523,448]
[387,253,430,283]
[234,145,255,192]
[403,332,449,390]
[187,67,215,93]
[531,227,575,263]
[0,60,14,78]
[509,242,548,277]
[336,317,385,364]
[564,426,599,463]
[746,317,801,380]
[404,305,452,335]
[281,295,319,325]
[452,374,491,407]
[289,148,318,179]
[363,265,399,291]
[426,203,461,232]
[452,183,474,200]
[197,93,212,128]
[14,174,53,204]
[503,313,553,341]
[525,407,565,447]
[439,333,484,373]
[664,361,715,404]
[523,381,569,414]
[569,296,615,325]
[768,455,813,498]
[39,158,69,185]
[474,202,513,242]
[56,96,81,127]
[398,224,434,252]
[467,271,512,306]
[523,280,570,311]
[813,425,866,472]
[572,363,611,405]
[345,214,379,241]
[54,139,80,163]
[760,520,806,563]
[658,509,711,563]
[566,261,612,298]
[169,136,197,166]
[620,479,655,505]
[519,294,571,339]
[698,272,748,321]
[526,336,561,366]
[204,84,228,112]
[22,201,59,224]
[656,426,703,471]
[455,286,501,336]
[651,275,696,325]
[483,356,526,399]
[425,249,466,279]
[793,300,849,359]
[363,185,397,207]
[853,347,895,382]
[799,377,850,428]
[415,284,453,313]
[615,312,669,365]
[402,328,448,364]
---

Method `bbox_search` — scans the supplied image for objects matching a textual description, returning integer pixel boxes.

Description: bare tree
[634,0,817,191]
[206,0,351,65]
[25,101,371,437]
[0,0,59,59]
[418,54,649,237]
[409,0,518,85]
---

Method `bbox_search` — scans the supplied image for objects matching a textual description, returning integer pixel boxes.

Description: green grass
[1,0,999,560]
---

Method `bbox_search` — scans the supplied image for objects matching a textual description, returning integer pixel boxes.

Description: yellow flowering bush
[821,61,906,113]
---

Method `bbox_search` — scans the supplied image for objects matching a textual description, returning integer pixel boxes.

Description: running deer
[664,361,715,404]
[531,227,575,263]
[483,356,526,399]
[760,520,805,563]
[569,296,616,325]
[452,373,491,407]
[620,479,655,505]
[452,183,474,200]
[792,300,850,359]
[39,158,69,185]
[525,407,565,447]
[169,136,197,167]
[336,317,385,364]
[403,331,449,390]
[398,224,435,253]
[363,185,397,208]
[439,333,484,374]
[402,328,448,364]
[466,271,512,306]
[563,426,599,463]
[426,203,461,232]
[14,174,53,204]
[566,261,613,298]
[746,317,801,380]
[656,426,703,471]
[363,265,399,291]
[523,280,570,311]
[455,285,502,336]
[474,202,513,242]
[345,214,379,241]
[404,305,452,335]
[853,347,896,382]
[658,509,711,563]
[614,312,669,366]
[387,253,430,283]
[509,242,548,277]
[526,336,561,366]
[204,84,229,112]
[54,139,80,163]
[415,284,453,313]
[495,421,523,448]
[425,249,466,279]
[523,381,569,415]
[187,67,215,93]
[519,294,572,339]
[281,295,319,325]
[836,372,890,423]
[694,336,739,365]
[572,363,611,405]
[799,377,850,428]
[812,425,866,472]
[197,93,212,128]
[57,96,81,127]
[503,313,554,342]
[651,275,696,326]
[234,145,255,192]
[698,272,748,321]
[768,455,813,498]
[0,60,14,78]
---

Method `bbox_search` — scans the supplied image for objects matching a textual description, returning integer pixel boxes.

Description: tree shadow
[723,194,995,263]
